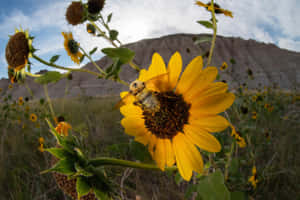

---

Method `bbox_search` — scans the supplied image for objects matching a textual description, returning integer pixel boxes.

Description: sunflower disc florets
[66,1,86,25]
[87,0,105,14]
[5,29,33,71]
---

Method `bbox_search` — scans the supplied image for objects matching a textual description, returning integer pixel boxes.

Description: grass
[0,90,299,199]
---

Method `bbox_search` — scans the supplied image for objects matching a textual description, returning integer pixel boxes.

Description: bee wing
[145,73,169,91]
[114,91,135,109]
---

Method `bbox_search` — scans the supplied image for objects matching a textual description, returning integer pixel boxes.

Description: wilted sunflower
[87,0,105,14]
[120,52,235,181]
[195,1,233,18]
[62,32,83,64]
[6,28,33,71]
[30,113,37,122]
[55,122,72,136]
[65,1,85,25]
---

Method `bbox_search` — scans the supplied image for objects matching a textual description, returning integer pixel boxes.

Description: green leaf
[230,58,236,64]
[45,148,72,160]
[89,47,98,55]
[194,37,212,45]
[42,159,75,175]
[77,177,91,198]
[229,158,239,175]
[74,163,93,177]
[107,13,112,23]
[102,47,135,64]
[49,55,60,63]
[80,55,85,63]
[109,30,118,41]
[175,171,183,185]
[94,188,111,200]
[35,71,63,84]
[196,170,230,200]
[197,20,214,29]
[230,191,245,200]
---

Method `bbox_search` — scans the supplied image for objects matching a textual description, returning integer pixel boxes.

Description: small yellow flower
[55,122,72,136]
[86,23,96,35]
[39,137,45,144]
[230,125,246,148]
[249,166,258,188]
[252,111,257,119]
[18,97,24,106]
[220,62,228,71]
[30,113,37,122]
[8,84,13,89]
[62,32,83,64]
[252,95,257,102]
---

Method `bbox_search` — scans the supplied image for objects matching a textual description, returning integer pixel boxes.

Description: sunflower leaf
[76,177,91,198]
[41,159,75,175]
[45,147,72,160]
[35,71,63,84]
[109,30,118,41]
[102,47,135,64]
[197,20,214,29]
[107,13,112,23]
[89,47,98,55]
[49,55,60,63]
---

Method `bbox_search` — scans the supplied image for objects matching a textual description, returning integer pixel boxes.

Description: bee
[115,73,169,112]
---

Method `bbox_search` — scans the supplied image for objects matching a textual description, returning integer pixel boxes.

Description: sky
[0,0,299,78]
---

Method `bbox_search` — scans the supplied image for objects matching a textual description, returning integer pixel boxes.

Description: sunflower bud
[87,0,105,14]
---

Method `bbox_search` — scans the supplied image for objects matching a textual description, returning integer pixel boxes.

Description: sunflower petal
[167,52,182,90]
[121,117,147,136]
[184,67,218,101]
[164,139,175,167]
[184,125,221,152]
[176,56,203,95]
[120,104,143,117]
[191,93,235,115]
[154,138,166,171]
[189,115,230,132]
[173,133,203,181]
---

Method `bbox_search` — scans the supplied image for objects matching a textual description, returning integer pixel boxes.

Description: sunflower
[195,1,233,18]
[6,28,33,71]
[62,32,83,64]
[65,1,85,26]
[30,113,37,122]
[18,97,24,106]
[220,62,228,71]
[120,52,235,181]
[249,166,258,188]
[55,122,72,136]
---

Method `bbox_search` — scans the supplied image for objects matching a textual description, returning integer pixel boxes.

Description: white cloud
[278,38,300,52]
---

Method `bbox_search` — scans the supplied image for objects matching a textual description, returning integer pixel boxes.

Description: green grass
[0,91,299,199]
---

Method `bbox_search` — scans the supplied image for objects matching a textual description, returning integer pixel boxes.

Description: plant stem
[79,46,106,75]
[206,0,217,67]
[43,84,55,121]
[32,54,102,77]
[24,81,34,98]
[224,141,235,181]
[89,157,177,172]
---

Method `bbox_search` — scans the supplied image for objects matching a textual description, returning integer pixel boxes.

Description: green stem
[224,141,235,180]
[43,84,55,121]
[79,46,106,75]
[25,72,41,78]
[24,81,34,98]
[89,20,141,71]
[206,0,217,67]
[32,54,102,77]
[89,157,177,171]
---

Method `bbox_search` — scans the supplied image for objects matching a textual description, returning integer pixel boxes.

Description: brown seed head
[5,32,29,69]
[88,0,105,14]
[66,1,85,25]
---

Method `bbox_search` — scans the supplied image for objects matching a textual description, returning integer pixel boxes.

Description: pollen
[143,91,190,139]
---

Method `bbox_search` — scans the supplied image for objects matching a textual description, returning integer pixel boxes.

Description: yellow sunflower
[249,166,258,188]
[62,32,83,64]
[120,52,235,181]
[220,62,228,71]
[18,97,24,106]
[30,113,37,122]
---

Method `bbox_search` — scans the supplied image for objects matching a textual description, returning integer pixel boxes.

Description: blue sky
[0,0,299,78]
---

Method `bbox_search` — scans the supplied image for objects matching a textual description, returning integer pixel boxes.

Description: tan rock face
[1,34,299,99]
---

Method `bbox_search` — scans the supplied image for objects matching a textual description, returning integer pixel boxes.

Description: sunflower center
[143,91,190,139]
[67,39,79,54]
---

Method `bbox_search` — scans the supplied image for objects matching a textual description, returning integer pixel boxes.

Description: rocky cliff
[1,34,299,99]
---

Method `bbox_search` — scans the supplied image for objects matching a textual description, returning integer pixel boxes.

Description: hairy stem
[206,0,217,66]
